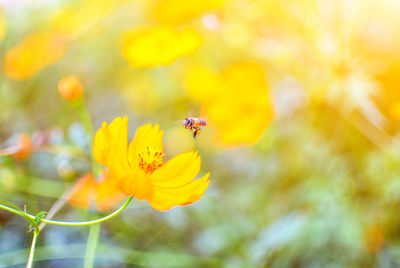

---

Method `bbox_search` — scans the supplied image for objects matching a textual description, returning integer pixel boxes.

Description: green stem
[84,221,101,268]
[26,232,39,268]
[0,204,39,231]
[0,197,133,226]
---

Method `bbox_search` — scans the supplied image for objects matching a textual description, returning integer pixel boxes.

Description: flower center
[138,146,164,173]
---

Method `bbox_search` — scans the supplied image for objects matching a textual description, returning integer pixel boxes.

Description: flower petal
[4,33,67,80]
[67,174,96,209]
[121,26,202,68]
[128,123,164,167]
[93,116,130,177]
[117,169,154,200]
[95,172,126,211]
[150,151,200,187]
[149,173,210,211]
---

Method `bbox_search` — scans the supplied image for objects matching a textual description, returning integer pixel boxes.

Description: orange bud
[13,133,33,160]
[58,75,84,101]
[363,225,384,252]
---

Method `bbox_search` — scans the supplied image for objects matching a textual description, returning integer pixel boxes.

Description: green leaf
[27,211,47,233]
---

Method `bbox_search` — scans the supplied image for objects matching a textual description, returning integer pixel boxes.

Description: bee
[183,118,207,138]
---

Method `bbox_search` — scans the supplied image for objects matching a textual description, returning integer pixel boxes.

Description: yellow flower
[4,33,67,80]
[58,75,84,101]
[49,0,119,39]
[150,0,224,25]
[0,9,6,42]
[184,62,276,148]
[389,102,400,121]
[120,25,202,68]
[92,117,210,211]
[375,61,400,121]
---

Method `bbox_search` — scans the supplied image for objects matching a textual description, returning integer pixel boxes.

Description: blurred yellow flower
[93,116,210,211]
[389,102,400,121]
[150,0,224,25]
[185,62,275,148]
[67,173,125,211]
[375,60,400,121]
[4,33,67,80]
[121,26,202,68]
[50,0,119,39]
[58,75,84,101]
[0,9,6,42]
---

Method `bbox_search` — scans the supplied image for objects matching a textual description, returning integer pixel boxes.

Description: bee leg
[193,127,201,138]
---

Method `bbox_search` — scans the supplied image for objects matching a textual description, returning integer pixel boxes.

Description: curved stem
[0,197,133,227]
[26,232,39,268]
[0,203,39,230]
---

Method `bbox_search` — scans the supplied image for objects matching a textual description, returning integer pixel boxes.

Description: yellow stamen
[138,146,164,173]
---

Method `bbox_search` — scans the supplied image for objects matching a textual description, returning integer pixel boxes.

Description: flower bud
[363,225,384,252]
[58,75,84,101]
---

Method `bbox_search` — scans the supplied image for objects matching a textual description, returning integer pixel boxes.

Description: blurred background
[1,0,400,267]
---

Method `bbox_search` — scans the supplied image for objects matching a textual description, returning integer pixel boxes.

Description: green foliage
[27,211,47,234]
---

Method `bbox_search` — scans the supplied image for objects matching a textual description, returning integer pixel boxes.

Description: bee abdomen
[198,119,207,126]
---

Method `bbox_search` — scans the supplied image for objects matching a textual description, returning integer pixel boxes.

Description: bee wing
[174,119,185,126]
